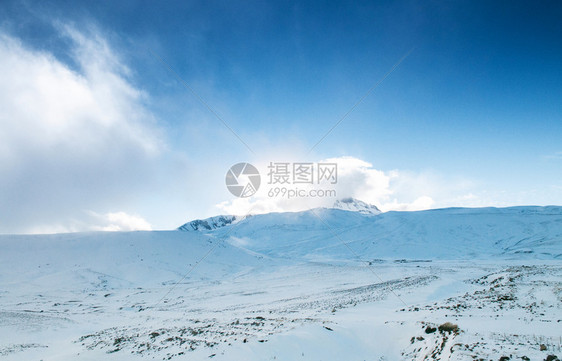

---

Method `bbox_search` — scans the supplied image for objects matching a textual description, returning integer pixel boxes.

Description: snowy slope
[1,204,561,361]
[1,204,559,305]
[5,204,558,294]
[185,205,562,261]
[0,231,266,292]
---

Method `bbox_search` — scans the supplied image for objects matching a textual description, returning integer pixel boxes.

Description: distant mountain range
[178,200,562,260]
[178,198,380,232]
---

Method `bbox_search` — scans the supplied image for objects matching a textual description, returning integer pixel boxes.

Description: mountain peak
[178,215,247,231]
[178,198,381,232]
[330,198,381,215]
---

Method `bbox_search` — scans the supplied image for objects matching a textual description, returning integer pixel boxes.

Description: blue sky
[1,1,561,233]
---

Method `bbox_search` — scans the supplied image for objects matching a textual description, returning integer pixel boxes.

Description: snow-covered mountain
[179,204,562,260]
[1,204,561,361]
[178,198,380,232]
[178,215,246,231]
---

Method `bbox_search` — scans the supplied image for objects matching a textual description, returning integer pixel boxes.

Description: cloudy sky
[1,1,561,233]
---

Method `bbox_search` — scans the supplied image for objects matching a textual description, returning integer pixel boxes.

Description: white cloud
[215,156,470,216]
[89,211,152,231]
[322,156,393,206]
[0,26,163,233]
[23,211,153,234]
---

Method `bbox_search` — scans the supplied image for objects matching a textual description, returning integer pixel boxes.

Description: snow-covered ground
[1,205,561,360]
